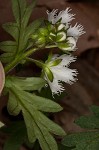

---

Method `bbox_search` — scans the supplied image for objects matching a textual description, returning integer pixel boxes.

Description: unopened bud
[39,28,48,36]
[56,32,66,42]
[57,42,71,51]
[49,32,56,41]
[36,36,46,47]
[57,24,65,31]
[31,34,38,40]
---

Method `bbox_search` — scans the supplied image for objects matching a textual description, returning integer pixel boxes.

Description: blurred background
[0,0,99,149]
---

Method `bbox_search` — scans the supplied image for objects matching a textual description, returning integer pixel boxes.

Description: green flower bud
[56,31,66,42]
[57,42,71,51]
[31,34,38,40]
[49,32,56,41]
[36,36,46,47]
[39,28,48,36]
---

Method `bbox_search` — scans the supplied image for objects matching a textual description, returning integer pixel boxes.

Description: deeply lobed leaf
[62,105,99,150]
[0,0,43,64]
[5,76,65,150]
[6,76,46,91]
[2,23,19,41]
[75,105,99,129]
[62,131,99,150]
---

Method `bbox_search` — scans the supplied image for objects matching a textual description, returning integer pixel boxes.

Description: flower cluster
[31,8,85,52]
[47,8,85,51]
[31,8,85,96]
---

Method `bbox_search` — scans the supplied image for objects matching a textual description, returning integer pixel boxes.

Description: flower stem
[26,57,44,68]
[45,45,57,48]
[4,47,39,74]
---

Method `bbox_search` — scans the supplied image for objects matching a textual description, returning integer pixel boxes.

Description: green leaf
[0,53,15,63]
[62,131,99,150]
[7,91,21,116]
[5,76,65,150]
[22,0,36,27]
[37,112,65,136]
[2,23,19,41]
[0,41,17,52]
[75,105,99,129]
[22,109,36,143]
[1,0,43,65]
[11,0,26,24]
[90,105,99,117]
[6,76,46,91]
[11,86,63,113]
[33,122,58,150]
[62,105,99,150]
[75,115,99,129]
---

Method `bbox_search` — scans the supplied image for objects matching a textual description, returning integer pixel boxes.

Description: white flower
[67,23,86,39]
[46,8,85,52]
[47,8,75,25]
[43,54,77,95]
[57,37,77,51]
[47,9,58,24]
[67,37,77,51]
[55,8,75,24]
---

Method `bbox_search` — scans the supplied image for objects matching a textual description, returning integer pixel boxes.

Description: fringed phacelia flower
[47,8,75,25]
[46,8,85,52]
[42,54,77,96]
[30,8,85,96]
[31,8,85,52]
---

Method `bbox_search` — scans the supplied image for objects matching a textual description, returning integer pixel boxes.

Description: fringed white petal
[44,54,77,95]
[55,8,75,24]
[47,9,58,24]
[58,54,76,67]
[45,75,65,95]
[51,66,77,84]
[47,8,75,25]
[67,23,86,38]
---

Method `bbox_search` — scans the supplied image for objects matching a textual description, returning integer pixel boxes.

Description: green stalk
[26,57,44,68]
[4,47,39,74]
[45,45,57,48]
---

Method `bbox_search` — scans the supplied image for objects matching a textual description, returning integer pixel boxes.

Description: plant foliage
[0,0,42,63]
[4,76,65,150]
[0,0,66,150]
[62,105,99,150]
[1,0,99,150]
